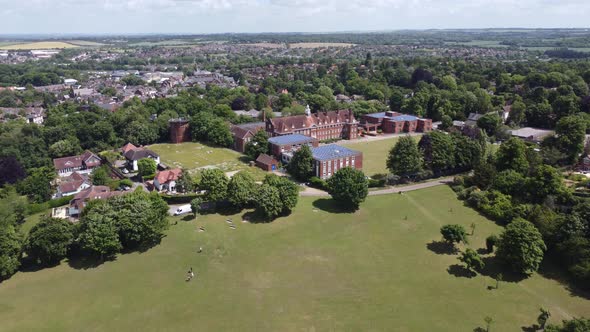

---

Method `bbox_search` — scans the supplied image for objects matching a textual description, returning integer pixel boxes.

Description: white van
[173,204,191,216]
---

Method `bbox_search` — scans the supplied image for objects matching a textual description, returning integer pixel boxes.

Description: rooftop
[268,134,315,145]
[311,144,361,161]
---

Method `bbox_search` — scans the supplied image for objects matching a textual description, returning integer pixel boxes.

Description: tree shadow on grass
[447,264,476,278]
[181,215,194,221]
[67,253,108,270]
[521,324,539,332]
[473,328,487,332]
[476,248,490,255]
[537,256,590,300]
[426,240,458,255]
[479,256,527,283]
[312,198,357,214]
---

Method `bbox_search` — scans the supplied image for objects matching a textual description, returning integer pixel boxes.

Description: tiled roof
[155,168,182,184]
[268,134,315,146]
[311,144,361,161]
[230,122,265,139]
[268,110,354,134]
[123,148,159,161]
[53,150,100,171]
[256,154,278,165]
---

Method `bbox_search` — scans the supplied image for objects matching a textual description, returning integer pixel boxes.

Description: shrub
[48,195,72,208]
[160,193,200,204]
[368,178,386,188]
[486,234,499,253]
[308,176,328,190]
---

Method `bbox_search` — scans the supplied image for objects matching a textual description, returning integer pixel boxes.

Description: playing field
[148,142,268,180]
[340,135,421,177]
[0,41,78,50]
[1,186,589,331]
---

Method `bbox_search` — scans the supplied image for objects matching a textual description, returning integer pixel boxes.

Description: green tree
[137,158,157,177]
[199,168,229,202]
[78,212,121,261]
[208,118,233,147]
[190,197,202,217]
[48,138,81,158]
[327,167,368,211]
[244,130,269,160]
[526,165,564,202]
[287,145,314,182]
[458,248,485,273]
[495,138,529,174]
[555,115,586,164]
[545,318,590,332]
[440,224,468,245]
[0,223,22,279]
[176,170,195,193]
[227,172,257,208]
[419,131,455,172]
[496,218,546,275]
[387,136,422,177]
[24,217,74,266]
[16,167,55,203]
[537,308,551,330]
[91,166,109,186]
[477,112,502,137]
[255,184,283,220]
[263,174,299,214]
[491,170,525,197]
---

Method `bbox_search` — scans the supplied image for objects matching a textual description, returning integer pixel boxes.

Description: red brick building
[360,111,432,134]
[169,118,191,143]
[230,122,265,153]
[256,154,280,171]
[311,144,363,179]
[266,108,358,141]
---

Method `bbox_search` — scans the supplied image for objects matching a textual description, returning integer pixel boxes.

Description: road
[299,176,454,197]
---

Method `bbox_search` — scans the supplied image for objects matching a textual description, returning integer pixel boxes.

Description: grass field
[148,142,268,180]
[0,41,78,50]
[1,186,589,331]
[340,135,421,177]
[67,40,105,47]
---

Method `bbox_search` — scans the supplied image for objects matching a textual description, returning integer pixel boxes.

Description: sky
[0,0,589,35]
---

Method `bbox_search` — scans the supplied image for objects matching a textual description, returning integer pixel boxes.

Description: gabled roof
[268,110,354,134]
[230,122,265,139]
[123,147,159,161]
[155,168,182,184]
[256,154,278,165]
[121,142,138,154]
[53,151,100,171]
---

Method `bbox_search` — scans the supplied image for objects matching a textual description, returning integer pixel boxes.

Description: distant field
[0,41,78,50]
[445,40,508,48]
[239,43,285,48]
[130,40,197,47]
[289,42,355,48]
[340,134,422,177]
[148,142,268,181]
[67,40,105,47]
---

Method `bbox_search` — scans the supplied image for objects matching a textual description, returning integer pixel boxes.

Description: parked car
[173,204,191,216]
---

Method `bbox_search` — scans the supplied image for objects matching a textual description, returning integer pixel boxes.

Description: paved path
[299,176,454,197]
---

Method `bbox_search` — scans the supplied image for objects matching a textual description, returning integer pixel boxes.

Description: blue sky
[0,0,588,34]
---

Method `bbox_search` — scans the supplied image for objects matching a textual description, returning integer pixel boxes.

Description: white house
[154,168,182,193]
[121,143,160,172]
[55,172,91,198]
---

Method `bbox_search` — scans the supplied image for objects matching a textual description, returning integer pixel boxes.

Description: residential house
[230,122,265,153]
[266,106,358,141]
[68,185,122,218]
[53,151,102,177]
[55,172,91,198]
[154,168,182,193]
[510,127,555,143]
[360,111,432,134]
[121,143,160,171]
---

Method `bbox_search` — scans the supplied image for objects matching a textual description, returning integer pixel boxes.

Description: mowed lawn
[149,142,268,180]
[340,135,421,176]
[1,186,589,331]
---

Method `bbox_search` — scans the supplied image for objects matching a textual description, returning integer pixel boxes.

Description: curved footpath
[299,176,455,197]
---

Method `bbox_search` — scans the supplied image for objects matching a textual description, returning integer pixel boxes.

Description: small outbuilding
[256,154,280,172]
